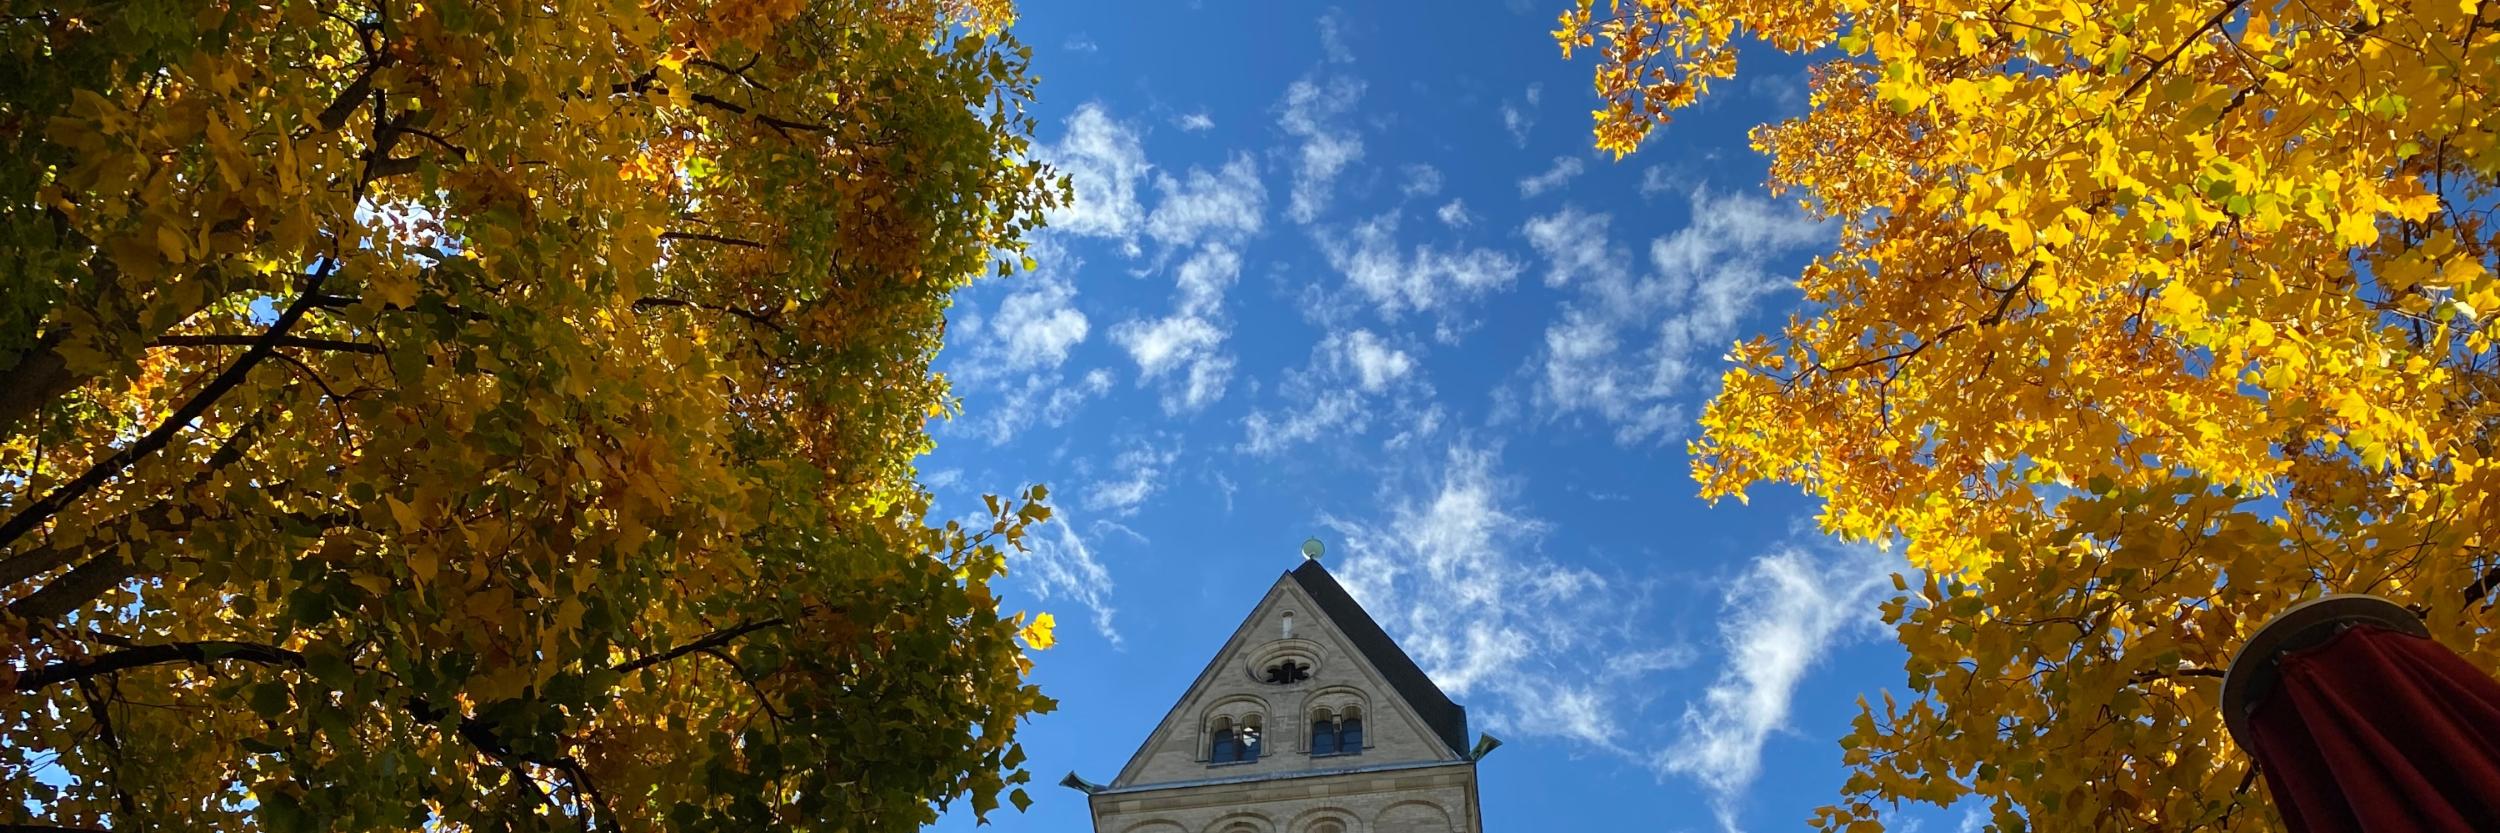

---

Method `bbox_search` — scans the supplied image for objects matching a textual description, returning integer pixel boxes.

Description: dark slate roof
[1289,559,1471,758]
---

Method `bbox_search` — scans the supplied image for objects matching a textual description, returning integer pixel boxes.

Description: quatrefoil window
[1262,659,1312,684]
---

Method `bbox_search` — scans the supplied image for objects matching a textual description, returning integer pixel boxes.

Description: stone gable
[1086,560,1484,833]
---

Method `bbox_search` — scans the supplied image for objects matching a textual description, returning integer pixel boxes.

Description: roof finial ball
[1301,537,1325,562]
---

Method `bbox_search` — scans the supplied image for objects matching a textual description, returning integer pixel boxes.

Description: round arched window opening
[1209,714,1263,764]
[1310,705,1363,756]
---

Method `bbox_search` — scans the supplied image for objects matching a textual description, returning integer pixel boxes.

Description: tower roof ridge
[1287,559,1470,758]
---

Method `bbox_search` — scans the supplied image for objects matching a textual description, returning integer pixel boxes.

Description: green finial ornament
[1301,537,1325,561]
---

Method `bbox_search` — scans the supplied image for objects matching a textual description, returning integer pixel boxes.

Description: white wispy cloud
[1016,512,1122,645]
[959,368,1115,446]
[1317,8,1355,63]
[1279,75,1365,225]
[1747,68,1810,115]
[1325,446,1686,753]
[1175,111,1216,132]
[1639,164,1690,200]
[1087,436,1180,517]
[1046,103,1152,253]
[1522,188,1828,445]
[1146,154,1266,249]
[1517,155,1586,198]
[1380,402,1445,452]
[1063,33,1100,53]
[1319,448,1903,831]
[1238,328,1433,455]
[1667,540,1899,832]
[1112,315,1224,378]
[1111,244,1241,414]
[1501,82,1541,147]
[1437,199,1472,228]
[985,275,1088,370]
[1212,471,1237,513]
[1521,205,1621,287]
[952,237,1092,381]
[1403,164,1444,197]
[1335,329,1413,391]
[1316,211,1522,325]
[1241,388,1367,455]
[941,237,1096,440]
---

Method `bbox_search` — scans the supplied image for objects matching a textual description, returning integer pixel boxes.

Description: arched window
[1210,714,1262,764]
[1309,706,1363,756]
[1210,716,1236,762]
[1308,821,1345,833]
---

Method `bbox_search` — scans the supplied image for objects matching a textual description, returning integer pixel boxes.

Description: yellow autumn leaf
[385,495,420,532]
[1555,0,2500,827]
[4,2,1071,826]
[1019,612,1057,650]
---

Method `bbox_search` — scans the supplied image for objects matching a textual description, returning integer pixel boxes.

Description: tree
[1,0,1067,829]
[1557,0,2496,829]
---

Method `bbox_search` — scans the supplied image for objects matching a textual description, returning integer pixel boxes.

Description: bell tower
[1065,554,1490,833]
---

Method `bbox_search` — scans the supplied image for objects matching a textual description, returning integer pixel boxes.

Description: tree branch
[2118,0,2248,104]
[150,334,383,354]
[314,64,380,134]
[0,262,333,558]
[0,408,273,590]
[685,91,830,134]
[363,155,423,181]
[2460,559,2500,608]
[10,554,135,622]
[630,297,784,333]
[2128,666,2224,685]
[15,641,307,691]
[658,231,767,249]
[612,616,789,674]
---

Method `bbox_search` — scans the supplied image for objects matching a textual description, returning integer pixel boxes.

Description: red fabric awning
[2246,623,2500,832]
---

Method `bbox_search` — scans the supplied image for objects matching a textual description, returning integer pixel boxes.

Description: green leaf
[249,681,292,718]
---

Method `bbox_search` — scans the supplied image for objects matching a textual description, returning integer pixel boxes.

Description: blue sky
[921,4,1966,831]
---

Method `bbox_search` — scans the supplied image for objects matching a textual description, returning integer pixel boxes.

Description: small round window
[1246,641,1320,684]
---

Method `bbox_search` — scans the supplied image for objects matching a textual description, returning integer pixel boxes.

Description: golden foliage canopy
[1559,0,2497,828]
[1,0,1066,830]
